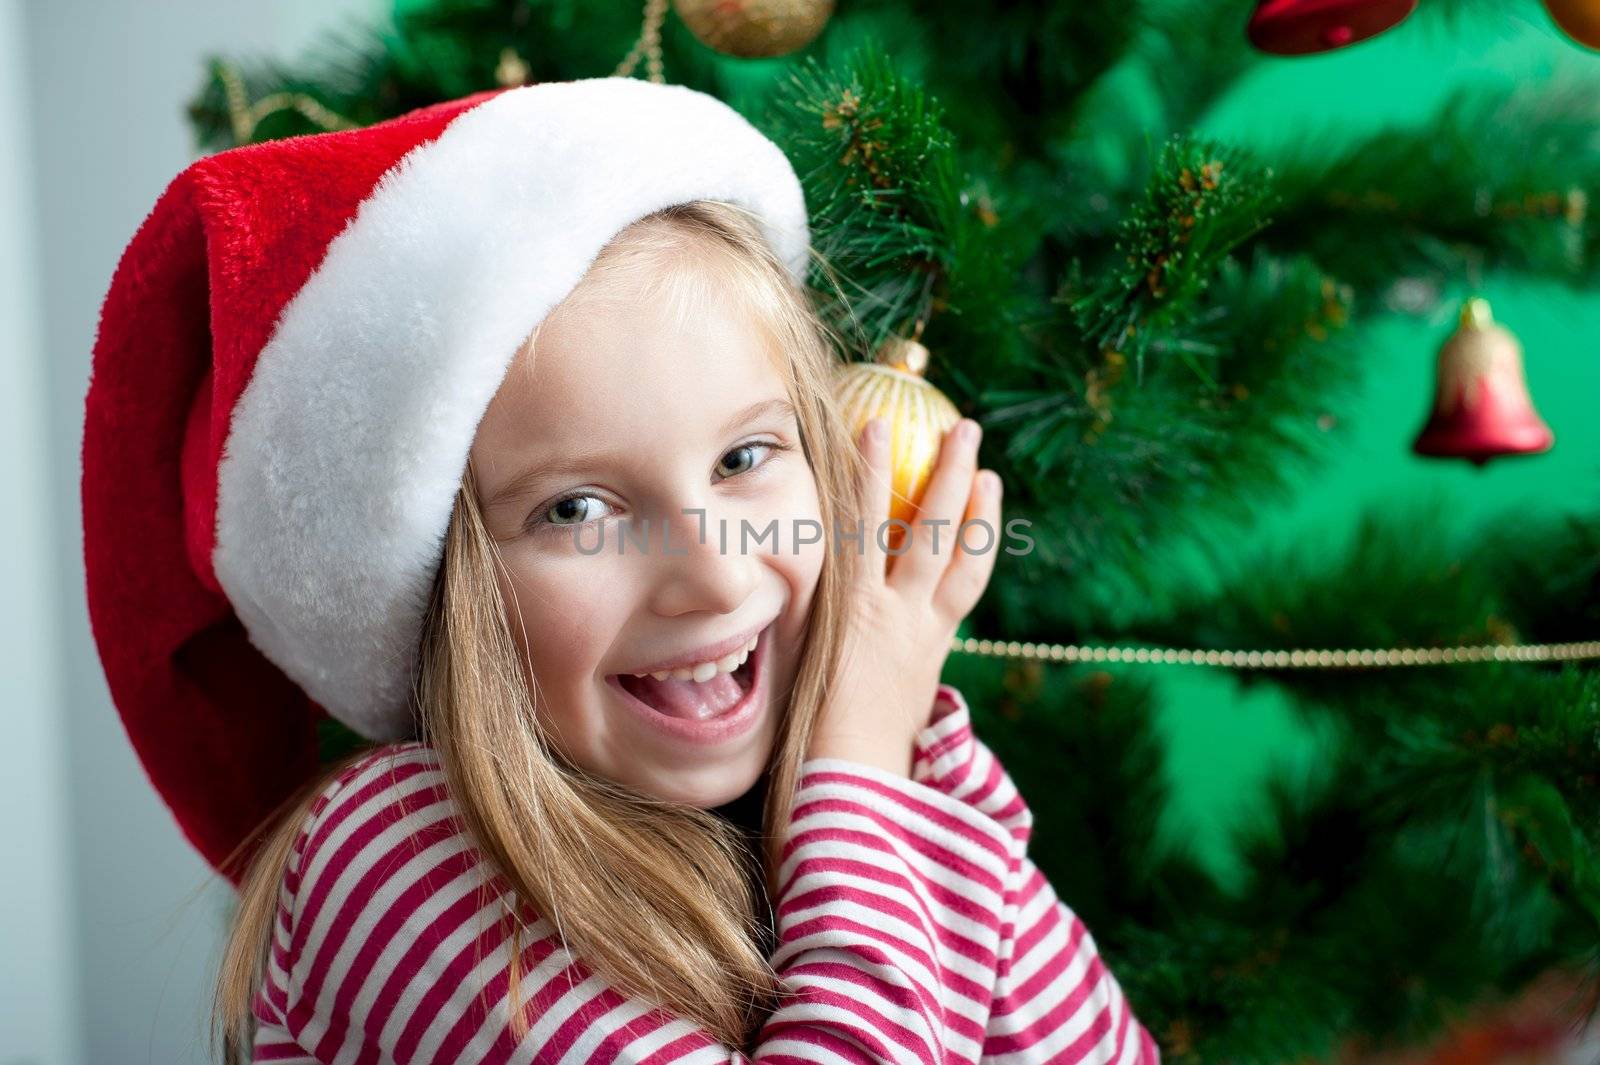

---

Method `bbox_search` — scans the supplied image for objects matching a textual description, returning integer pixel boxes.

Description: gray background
[3,3,380,1062]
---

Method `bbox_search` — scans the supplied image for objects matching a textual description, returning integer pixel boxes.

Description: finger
[887,418,980,596]
[933,467,1002,624]
[855,417,892,582]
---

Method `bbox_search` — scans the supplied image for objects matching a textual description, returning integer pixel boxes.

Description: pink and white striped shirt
[251,683,1161,1063]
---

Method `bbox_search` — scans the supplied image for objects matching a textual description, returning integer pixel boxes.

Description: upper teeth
[633,633,759,683]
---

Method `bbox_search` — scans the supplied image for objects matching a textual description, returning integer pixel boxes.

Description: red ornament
[1412,298,1554,467]
[1247,0,1419,55]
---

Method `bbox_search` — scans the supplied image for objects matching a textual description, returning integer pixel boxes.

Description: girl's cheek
[767,466,825,573]
[502,563,628,702]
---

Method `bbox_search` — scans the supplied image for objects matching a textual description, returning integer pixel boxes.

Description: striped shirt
[251,684,1160,1063]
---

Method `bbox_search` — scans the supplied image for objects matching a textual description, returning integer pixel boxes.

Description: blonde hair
[212,199,868,1059]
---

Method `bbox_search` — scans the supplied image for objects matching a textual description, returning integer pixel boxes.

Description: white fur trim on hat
[211,77,810,741]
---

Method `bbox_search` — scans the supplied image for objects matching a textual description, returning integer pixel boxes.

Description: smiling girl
[82,77,1157,1063]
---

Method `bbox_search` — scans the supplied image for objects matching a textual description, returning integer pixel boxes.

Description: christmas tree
[187,1,1600,1059]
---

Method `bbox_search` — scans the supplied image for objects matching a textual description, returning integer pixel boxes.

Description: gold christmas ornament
[210,59,357,145]
[495,47,531,88]
[834,330,962,551]
[1544,0,1600,50]
[671,0,834,58]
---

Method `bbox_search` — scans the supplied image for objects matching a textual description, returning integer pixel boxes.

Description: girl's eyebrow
[485,396,798,512]
[484,447,622,511]
[720,396,797,435]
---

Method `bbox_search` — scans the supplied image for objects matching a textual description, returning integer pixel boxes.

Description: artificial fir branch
[1136,500,1600,731]
[980,251,1360,634]
[1480,507,1600,643]
[1018,496,1600,1059]
[1123,0,1532,151]
[1067,137,1278,379]
[1253,81,1600,296]
[760,40,1037,381]
[849,0,1145,161]
[1132,0,1264,144]
[1141,499,1503,675]
[760,42,959,355]
[1104,706,1598,1062]
[187,0,741,151]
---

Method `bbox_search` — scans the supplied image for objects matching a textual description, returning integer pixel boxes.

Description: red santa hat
[80,76,810,885]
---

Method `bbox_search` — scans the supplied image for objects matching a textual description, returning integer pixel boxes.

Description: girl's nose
[645,500,761,618]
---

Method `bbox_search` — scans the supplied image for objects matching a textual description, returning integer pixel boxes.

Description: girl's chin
[629,760,768,809]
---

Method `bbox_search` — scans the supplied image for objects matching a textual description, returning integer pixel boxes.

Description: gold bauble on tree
[671,0,834,58]
[495,47,531,87]
[834,329,962,553]
[1544,0,1600,50]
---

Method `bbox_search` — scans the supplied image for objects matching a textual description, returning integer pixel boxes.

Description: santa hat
[80,76,810,884]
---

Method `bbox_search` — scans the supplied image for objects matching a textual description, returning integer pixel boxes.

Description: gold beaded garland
[951,636,1600,669]
[212,59,357,144]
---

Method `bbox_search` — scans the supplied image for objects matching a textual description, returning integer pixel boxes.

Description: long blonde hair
[212,199,868,1059]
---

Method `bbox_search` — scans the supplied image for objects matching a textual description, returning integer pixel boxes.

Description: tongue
[625,670,745,721]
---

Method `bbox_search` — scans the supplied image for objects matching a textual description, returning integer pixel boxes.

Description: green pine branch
[1066,136,1278,377]
[1132,498,1600,731]
[760,41,960,356]
[761,40,1038,379]
[1251,82,1600,297]
[975,251,1359,630]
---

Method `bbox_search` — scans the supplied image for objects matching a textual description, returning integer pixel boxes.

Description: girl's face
[468,263,824,808]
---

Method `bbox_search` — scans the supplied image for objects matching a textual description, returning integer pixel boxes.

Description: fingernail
[866,417,887,442]
[982,470,1001,495]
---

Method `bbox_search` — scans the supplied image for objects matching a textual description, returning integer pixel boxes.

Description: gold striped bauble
[835,333,962,552]
[671,0,834,58]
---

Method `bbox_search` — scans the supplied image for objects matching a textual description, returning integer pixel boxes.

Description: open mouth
[612,627,763,723]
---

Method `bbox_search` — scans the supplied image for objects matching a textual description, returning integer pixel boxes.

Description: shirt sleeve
[252,738,1020,1064]
[910,684,1162,1064]
[980,857,1161,1064]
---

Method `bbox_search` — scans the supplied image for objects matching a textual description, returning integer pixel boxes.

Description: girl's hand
[808,415,1003,778]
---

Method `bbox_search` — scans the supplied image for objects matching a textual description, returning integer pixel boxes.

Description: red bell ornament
[1412,298,1554,467]
[1247,0,1419,55]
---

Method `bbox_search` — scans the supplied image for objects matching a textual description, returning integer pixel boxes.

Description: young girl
[81,77,1158,1063]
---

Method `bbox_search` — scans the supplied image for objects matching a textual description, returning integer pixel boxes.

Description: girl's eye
[715,442,777,479]
[525,439,792,538]
[529,494,614,536]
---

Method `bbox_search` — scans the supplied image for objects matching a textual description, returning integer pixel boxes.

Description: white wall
[1,2,77,1062]
[7,3,381,1062]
